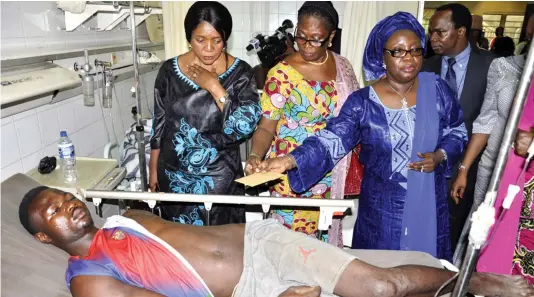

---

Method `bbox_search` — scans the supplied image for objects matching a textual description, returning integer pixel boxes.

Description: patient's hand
[278,286,321,297]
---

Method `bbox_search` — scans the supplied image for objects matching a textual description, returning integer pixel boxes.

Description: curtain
[340,1,422,87]
[162,1,193,59]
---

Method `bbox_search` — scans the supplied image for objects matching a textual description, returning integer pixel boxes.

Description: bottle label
[58,143,75,159]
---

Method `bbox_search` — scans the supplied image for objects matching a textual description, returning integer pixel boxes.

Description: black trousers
[447,156,480,249]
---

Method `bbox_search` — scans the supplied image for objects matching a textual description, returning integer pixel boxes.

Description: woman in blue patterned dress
[149,1,261,226]
[259,12,467,260]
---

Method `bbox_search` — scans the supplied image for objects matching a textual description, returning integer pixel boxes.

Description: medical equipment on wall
[451,40,534,297]
[103,69,113,108]
[0,63,81,115]
[74,49,95,107]
[95,59,113,108]
[57,1,162,32]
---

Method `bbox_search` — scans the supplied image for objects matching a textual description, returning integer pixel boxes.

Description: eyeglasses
[383,48,424,58]
[295,36,329,48]
[294,27,330,48]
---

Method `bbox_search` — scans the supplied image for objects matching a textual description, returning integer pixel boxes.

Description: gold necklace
[306,50,329,66]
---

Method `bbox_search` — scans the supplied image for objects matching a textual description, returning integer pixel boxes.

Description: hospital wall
[0,1,345,182]
[0,1,158,182]
[0,73,159,182]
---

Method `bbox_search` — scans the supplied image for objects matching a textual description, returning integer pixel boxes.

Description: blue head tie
[363,11,426,82]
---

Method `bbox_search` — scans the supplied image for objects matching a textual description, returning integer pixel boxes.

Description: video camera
[246,19,295,69]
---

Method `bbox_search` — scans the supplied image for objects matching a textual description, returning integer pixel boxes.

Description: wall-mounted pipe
[1,63,159,119]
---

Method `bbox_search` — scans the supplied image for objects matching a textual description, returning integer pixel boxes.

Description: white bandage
[468,202,496,248]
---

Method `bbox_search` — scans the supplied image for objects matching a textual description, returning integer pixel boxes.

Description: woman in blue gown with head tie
[259,12,468,261]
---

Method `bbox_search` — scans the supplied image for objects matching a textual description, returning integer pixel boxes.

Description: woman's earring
[188,44,192,49]
[328,42,332,47]
[382,62,386,69]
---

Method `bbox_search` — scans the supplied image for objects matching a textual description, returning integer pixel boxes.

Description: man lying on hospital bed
[20,187,533,297]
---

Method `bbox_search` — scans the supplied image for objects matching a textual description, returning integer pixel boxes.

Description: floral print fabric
[513,176,534,284]
[261,61,339,239]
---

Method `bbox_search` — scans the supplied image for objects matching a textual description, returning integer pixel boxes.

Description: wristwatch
[218,92,229,104]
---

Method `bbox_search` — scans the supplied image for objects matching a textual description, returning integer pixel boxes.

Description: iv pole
[130,1,148,191]
[451,41,534,296]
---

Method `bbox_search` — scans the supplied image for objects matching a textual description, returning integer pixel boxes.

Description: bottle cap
[60,131,67,137]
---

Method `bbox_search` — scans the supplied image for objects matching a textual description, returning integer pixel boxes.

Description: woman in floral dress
[245,1,362,246]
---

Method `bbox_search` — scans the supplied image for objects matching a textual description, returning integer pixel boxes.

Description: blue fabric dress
[288,72,467,260]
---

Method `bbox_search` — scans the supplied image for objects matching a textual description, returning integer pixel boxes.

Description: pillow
[1,173,105,297]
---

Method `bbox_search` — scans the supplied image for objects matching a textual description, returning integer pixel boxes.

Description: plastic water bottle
[58,131,77,183]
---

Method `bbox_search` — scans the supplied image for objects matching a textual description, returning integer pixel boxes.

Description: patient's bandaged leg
[234,219,446,297]
[66,215,214,297]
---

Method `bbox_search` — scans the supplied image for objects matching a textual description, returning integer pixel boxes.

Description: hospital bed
[1,172,464,297]
[0,171,354,297]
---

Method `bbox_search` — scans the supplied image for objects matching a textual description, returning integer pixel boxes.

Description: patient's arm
[71,275,165,297]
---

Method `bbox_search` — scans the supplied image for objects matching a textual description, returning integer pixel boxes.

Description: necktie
[445,58,458,99]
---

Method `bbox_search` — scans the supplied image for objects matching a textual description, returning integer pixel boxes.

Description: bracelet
[458,163,466,171]
[437,148,448,163]
[249,152,262,160]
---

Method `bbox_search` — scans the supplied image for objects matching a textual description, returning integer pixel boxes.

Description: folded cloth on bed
[120,120,152,180]
[66,215,214,297]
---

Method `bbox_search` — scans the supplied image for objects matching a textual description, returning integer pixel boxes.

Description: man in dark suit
[423,3,496,251]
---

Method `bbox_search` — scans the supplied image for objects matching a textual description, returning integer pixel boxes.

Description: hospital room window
[504,15,524,44]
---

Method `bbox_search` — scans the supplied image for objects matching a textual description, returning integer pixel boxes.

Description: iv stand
[451,41,534,296]
[130,1,148,191]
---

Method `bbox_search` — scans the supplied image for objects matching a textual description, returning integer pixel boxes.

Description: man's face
[429,10,464,56]
[29,189,94,246]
